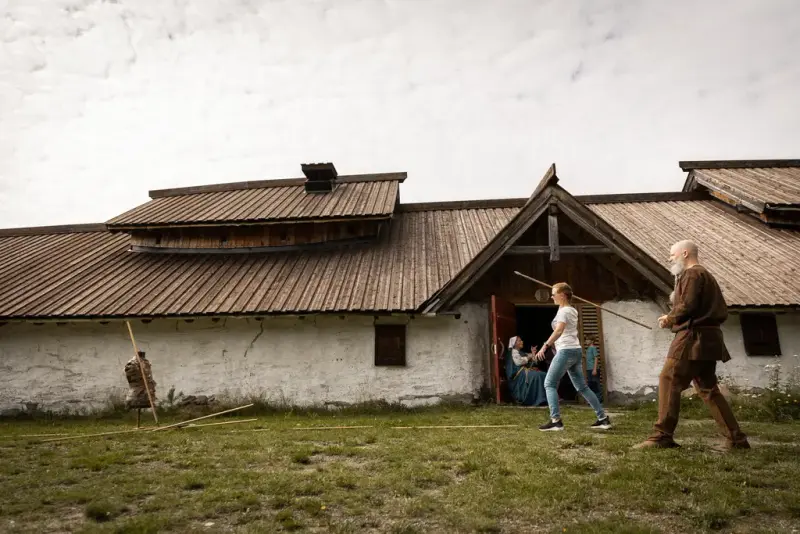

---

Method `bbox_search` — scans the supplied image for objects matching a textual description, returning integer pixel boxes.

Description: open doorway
[515,305,579,403]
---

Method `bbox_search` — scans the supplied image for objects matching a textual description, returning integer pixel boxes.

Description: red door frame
[490,295,517,404]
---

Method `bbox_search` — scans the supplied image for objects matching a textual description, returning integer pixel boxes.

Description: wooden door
[490,295,517,404]
[578,304,607,402]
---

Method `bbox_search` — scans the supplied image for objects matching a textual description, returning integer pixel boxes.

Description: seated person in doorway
[505,336,547,406]
[585,337,602,402]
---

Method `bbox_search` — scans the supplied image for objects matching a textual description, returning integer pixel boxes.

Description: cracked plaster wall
[3,299,797,413]
[602,301,800,397]
[0,303,489,413]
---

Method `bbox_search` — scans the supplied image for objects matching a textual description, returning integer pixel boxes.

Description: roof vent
[302,162,338,193]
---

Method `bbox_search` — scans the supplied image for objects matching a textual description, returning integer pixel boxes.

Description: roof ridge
[398,199,527,211]
[680,159,800,170]
[149,172,407,199]
[0,223,108,237]
[576,192,708,204]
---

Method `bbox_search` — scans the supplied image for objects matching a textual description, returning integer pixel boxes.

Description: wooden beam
[130,236,376,255]
[398,198,527,212]
[679,159,800,171]
[693,174,766,213]
[548,208,559,262]
[148,172,407,198]
[654,293,671,314]
[531,163,559,199]
[576,191,708,205]
[551,190,673,295]
[556,222,646,296]
[506,245,612,255]
[0,223,108,237]
[109,215,390,231]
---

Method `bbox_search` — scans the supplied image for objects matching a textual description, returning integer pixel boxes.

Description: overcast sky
[1,0,798,228]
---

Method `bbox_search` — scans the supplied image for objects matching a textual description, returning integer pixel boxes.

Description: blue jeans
[544,348,606,421]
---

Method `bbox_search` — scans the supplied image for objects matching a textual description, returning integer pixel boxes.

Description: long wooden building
[1,160,798,413]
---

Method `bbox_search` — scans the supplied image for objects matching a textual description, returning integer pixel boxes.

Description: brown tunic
[664,265,731,362]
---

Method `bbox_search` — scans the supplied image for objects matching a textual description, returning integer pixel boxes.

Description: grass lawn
[1,404,799,534]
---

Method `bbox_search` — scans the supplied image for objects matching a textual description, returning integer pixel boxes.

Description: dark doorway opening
[515,305,579,403]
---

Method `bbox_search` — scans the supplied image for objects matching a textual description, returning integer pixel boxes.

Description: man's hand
[592,369,597,376]
[658,315,669,329]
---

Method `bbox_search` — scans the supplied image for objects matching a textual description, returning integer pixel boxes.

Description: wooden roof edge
[577,191,709,204]
[106,214,392,231]
[401,192,709,212]
[0,309,422,323]
[0,223,108,237]
[529,163,558,200]
[419,190,557,313]
[420,179,681,313]
[148,172,408,199]
[679,159,800,171]
[398,198,528,211]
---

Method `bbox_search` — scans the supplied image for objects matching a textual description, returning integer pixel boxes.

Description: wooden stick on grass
[285,425,375,431]
[40,427,150,443]
[181,418,258,429]
[390,425,519,429]
[125,321,159,425]
[150,404,254,432]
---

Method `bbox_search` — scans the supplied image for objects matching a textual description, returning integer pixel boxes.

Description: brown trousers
[648,358,748,444]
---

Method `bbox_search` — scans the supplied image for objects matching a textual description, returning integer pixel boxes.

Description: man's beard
[670,258,686,276]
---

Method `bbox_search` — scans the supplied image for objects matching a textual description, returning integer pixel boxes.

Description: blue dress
[505,350,548,406]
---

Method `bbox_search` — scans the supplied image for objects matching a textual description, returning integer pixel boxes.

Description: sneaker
[539,419,564,432]
[590,416,612,430]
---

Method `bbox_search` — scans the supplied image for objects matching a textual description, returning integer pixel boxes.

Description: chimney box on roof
[302,162,338,193]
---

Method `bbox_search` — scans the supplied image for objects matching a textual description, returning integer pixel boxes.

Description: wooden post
[548,204,560,262]
[125,321,158,426]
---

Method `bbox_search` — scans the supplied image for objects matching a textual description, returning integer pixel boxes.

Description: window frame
[374,324,407,366]
[740,312,781,357]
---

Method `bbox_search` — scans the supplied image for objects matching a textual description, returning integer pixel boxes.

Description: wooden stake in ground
[513,271,653,330]
[150,403,254,432]
[125,321,159,426]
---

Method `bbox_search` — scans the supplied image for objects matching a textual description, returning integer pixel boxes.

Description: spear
[513,271,653,330]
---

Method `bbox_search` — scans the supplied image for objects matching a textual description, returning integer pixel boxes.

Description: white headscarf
[508,336,518,351]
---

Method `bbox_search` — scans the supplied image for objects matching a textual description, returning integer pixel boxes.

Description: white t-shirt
[551,306,581,350]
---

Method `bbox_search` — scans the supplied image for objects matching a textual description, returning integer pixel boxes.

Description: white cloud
[1,0,799,227]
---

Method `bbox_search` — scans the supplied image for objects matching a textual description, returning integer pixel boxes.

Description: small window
[375,324,406,366]
[740,313,781,356]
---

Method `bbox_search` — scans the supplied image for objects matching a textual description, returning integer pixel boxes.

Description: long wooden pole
[150,403,254,432]
[181,418,258,429]
[125,321,159,425]
[513,271,653,330]
[40,427,150,443]
[390,424,518,429]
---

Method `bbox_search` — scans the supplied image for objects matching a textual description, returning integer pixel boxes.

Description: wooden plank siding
[130,220,385,250]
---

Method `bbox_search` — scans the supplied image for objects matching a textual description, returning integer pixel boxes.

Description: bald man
[635,240,750,451]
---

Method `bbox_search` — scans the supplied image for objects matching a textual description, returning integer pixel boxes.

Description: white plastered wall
[601,301,800,396]
[0,303,489,414]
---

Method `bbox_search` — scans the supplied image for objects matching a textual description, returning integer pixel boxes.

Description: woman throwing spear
[534,282,612,432]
